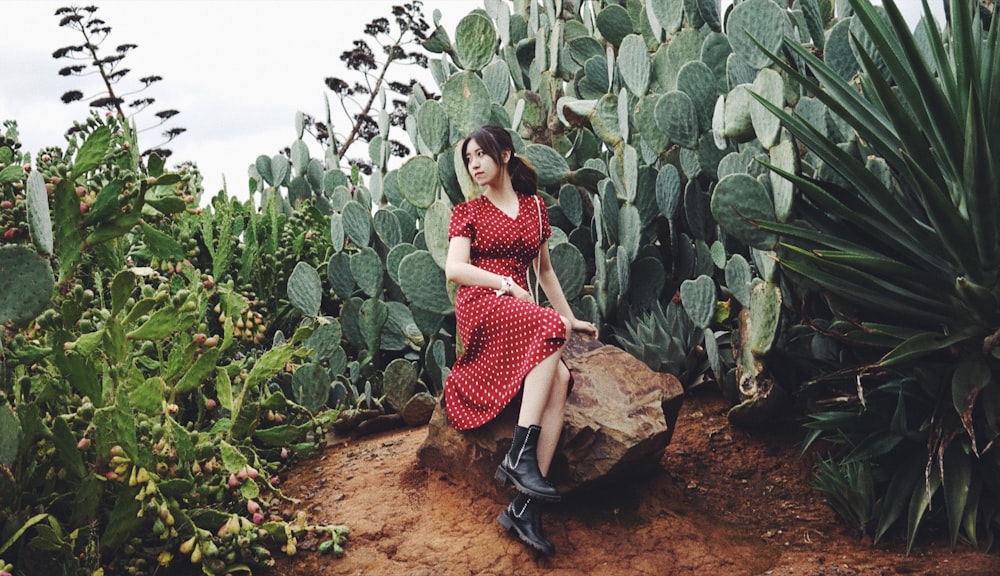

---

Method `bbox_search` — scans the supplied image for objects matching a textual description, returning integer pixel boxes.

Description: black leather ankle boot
[497,493,555,555]
[494,425,560,502]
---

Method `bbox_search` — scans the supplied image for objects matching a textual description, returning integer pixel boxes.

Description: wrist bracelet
[495,275,514,296]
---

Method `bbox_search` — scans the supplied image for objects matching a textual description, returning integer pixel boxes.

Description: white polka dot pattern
[445,194,569,430]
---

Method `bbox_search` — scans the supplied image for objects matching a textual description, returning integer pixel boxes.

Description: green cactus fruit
[619,34,651,97]
[655,91,699,149]
[750,68,784,148]
[399,250,454,315]
[291,363,331,414]
[386,243,418,287]
[723,84,756,143]
[710,173,778,250]
[343,200,372,247]
[595,4,632,47]
[423,201,453,270]
[0,245,55,327]
[327,252,355,300]
[442,71,493,137]
[26,170,53,255]
[455,13,498,71]
[728,0,785,70]
[680,274,716,330]
[374,209,402,248]
[401,392,437,426]
[825,18,859,81]
[306,320,343,362]
[769,138,797,222]
[359,297,389,353]
[383,358,418,413]
[725,254,753,308]
[350,246,384,298]
[0,403,21,467]
[677,60,718,133]
[417,100,450,155]
[288,261,323,317]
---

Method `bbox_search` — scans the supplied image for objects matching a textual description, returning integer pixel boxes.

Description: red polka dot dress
[445,193,569,431]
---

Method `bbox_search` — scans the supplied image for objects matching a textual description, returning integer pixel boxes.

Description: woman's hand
[570,318,598,337]
[508,284,533,303]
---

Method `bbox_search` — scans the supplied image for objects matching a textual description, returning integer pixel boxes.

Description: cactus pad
[399,155,439,209]
[455,13,498,72]
[709,173,778,250]
[728,0,785,71]
[26,170,53,255]
[0,245,55,327]
[288,262,323,317]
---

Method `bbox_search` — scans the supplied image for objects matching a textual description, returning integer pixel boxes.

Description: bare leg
[536,361,570,476]
[517,340,566,426]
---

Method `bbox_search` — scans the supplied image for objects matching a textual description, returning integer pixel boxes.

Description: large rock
[417,335,684,496]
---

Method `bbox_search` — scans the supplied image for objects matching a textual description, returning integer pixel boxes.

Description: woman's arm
[446,236,524,296]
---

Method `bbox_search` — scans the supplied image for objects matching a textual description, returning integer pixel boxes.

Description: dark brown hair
[461,125,538,195]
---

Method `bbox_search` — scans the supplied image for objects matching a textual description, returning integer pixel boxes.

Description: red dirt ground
[269,391,1000,575]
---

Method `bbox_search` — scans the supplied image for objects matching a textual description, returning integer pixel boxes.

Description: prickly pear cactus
[0,245,55,327]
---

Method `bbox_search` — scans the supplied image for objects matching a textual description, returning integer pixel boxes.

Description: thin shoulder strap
[529,195,543,304]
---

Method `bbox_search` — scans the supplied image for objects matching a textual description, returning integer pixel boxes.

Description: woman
[444,125,598,555]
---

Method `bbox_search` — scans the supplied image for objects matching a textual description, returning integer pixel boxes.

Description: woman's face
[465,138,506,188]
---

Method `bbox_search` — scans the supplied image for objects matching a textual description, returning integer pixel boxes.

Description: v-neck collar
[484,193,520,221]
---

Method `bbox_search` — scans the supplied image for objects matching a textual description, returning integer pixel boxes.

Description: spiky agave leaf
[724,0,1000,551]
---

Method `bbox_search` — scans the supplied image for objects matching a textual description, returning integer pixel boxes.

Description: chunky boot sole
[494,465,561,502]
[497,510,555,555]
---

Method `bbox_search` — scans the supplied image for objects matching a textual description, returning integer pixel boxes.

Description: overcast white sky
[1,1,943,201]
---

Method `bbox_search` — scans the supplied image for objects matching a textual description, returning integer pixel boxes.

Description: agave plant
[715,0,1000,551]
[614,300,712,391]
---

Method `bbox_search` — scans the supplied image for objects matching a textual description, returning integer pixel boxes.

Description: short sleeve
[448,201,475,241]
[537,195,551,243]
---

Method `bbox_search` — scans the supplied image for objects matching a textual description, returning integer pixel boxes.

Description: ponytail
[507,154,538,196]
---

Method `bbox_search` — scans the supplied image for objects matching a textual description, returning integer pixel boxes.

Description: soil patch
[270,391,1000,575]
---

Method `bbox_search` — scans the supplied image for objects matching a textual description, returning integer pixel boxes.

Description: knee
[555,363,570,396]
